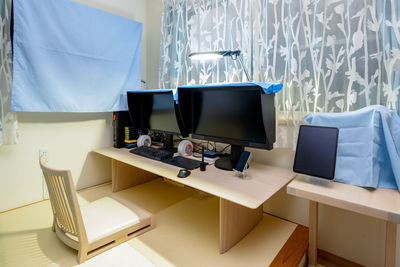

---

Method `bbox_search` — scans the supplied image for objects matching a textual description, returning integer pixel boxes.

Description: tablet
[293,125,339,180]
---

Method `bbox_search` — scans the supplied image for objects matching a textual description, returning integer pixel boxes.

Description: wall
[0,0,148,212]
[145,0,163,89]
[2,0,399,266]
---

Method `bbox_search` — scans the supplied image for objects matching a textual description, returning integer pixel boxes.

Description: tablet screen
[293,125,339,180]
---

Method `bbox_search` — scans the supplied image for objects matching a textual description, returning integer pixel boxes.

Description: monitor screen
[177,84,276,170]
[190,87,270,146]
[127,91,182,135]
[293,125,339,180]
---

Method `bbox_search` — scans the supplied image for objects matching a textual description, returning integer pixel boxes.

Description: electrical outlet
[39,148,49,199]
[39,148,48,162]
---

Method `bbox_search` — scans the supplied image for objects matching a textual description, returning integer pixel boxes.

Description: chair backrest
[39,157,87,244]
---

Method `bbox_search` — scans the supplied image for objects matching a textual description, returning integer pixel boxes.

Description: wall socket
[39,148,49,199]
[39,148,48,162]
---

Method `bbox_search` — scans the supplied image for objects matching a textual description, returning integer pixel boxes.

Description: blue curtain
[11,0,142,112]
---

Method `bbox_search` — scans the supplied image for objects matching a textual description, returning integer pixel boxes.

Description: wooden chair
[39,157,154,263]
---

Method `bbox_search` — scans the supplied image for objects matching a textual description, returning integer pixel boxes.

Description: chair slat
[59,177,77,234]
[46,174,64,225]
[43,172,78,236]
[49,175,69,231]
[54,177,71,231]
[45,174,58,216]
[57,176,76,234]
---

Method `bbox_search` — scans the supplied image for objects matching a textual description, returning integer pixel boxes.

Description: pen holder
[200,145,206,171]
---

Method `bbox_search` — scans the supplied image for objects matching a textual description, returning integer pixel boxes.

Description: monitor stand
[215,145,244,171]
[164,133,174,149]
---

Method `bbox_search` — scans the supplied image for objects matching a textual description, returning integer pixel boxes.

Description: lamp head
[188,50,241,61]
[188,49,250,81]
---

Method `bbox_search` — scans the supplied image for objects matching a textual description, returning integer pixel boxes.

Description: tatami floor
[0,179,300,267]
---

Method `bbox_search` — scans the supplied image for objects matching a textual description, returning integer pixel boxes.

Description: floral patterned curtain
[0,0,17,145]
[159,0,252,86]
[159,0,400,148]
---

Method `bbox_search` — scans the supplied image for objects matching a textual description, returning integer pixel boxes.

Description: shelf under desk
[93,147,296,253]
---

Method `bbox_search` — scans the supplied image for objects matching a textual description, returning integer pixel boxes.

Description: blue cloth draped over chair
[11,0,142,112]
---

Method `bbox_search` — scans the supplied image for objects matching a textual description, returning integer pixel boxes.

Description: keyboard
[130,146,174,161]
[162,156,206,170]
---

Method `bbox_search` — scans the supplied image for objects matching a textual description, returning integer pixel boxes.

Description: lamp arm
[236,54,251,82]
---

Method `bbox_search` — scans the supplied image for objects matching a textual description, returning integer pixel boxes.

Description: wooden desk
[93,147,296,253]
[287,176,400,267]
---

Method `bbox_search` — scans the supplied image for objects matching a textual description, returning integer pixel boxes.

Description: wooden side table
[287,176,400,267]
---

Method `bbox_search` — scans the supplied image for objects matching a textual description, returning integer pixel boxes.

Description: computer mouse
[177,169,191,178]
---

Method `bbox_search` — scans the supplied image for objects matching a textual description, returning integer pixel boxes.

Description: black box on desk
[113,111,136,148]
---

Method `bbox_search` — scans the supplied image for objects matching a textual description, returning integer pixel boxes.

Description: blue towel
[304,105,400,191]
[178,82,283,94]
[11,0,142,112]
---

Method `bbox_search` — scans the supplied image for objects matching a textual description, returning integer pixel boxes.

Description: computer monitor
[293,125,339,180]
[127,90,187,144]
[177,84,276,170]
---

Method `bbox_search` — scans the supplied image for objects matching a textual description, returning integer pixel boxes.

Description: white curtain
[0,0,17,145]
[159,0,400,148]
[159,0,252,86]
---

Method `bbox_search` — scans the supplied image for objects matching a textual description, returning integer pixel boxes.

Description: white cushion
[80,195,152,244]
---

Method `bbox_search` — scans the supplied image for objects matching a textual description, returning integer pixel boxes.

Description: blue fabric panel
[303,105,400,191]
[178,82,283,94]
[11,0,142,112]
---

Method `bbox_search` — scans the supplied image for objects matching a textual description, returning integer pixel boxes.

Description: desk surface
[93,147,295,209]
[287,176,400,223]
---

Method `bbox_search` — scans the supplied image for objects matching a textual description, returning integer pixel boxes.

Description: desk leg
[385,221,397,267]
[219,198,263,254]
[308,201,318,266]
[112,159,158,192]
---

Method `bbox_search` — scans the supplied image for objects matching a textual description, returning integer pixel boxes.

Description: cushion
[80,195,152,244]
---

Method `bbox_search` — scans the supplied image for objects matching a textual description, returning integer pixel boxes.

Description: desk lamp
[188,50,251,81]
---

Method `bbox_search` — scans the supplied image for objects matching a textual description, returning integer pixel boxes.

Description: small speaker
[178,140,193,156]
[137,135,151,147]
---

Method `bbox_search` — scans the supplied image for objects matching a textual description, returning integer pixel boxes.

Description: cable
[192,152,202,158]
[218,144,231,153]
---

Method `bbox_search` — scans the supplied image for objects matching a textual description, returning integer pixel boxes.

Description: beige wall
[0,113,113,211]
[145,0,163,89]
[0,0,148,212]
[2,0,399,266]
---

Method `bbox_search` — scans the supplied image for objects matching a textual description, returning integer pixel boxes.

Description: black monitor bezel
[293,125,339,180]
[127,91,187,137]
[177,85,276,150]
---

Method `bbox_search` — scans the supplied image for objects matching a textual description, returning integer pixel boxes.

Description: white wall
[2,0,399,266]
[0,0,148,212]
[0,113,113,211]
[145,0,163,89]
